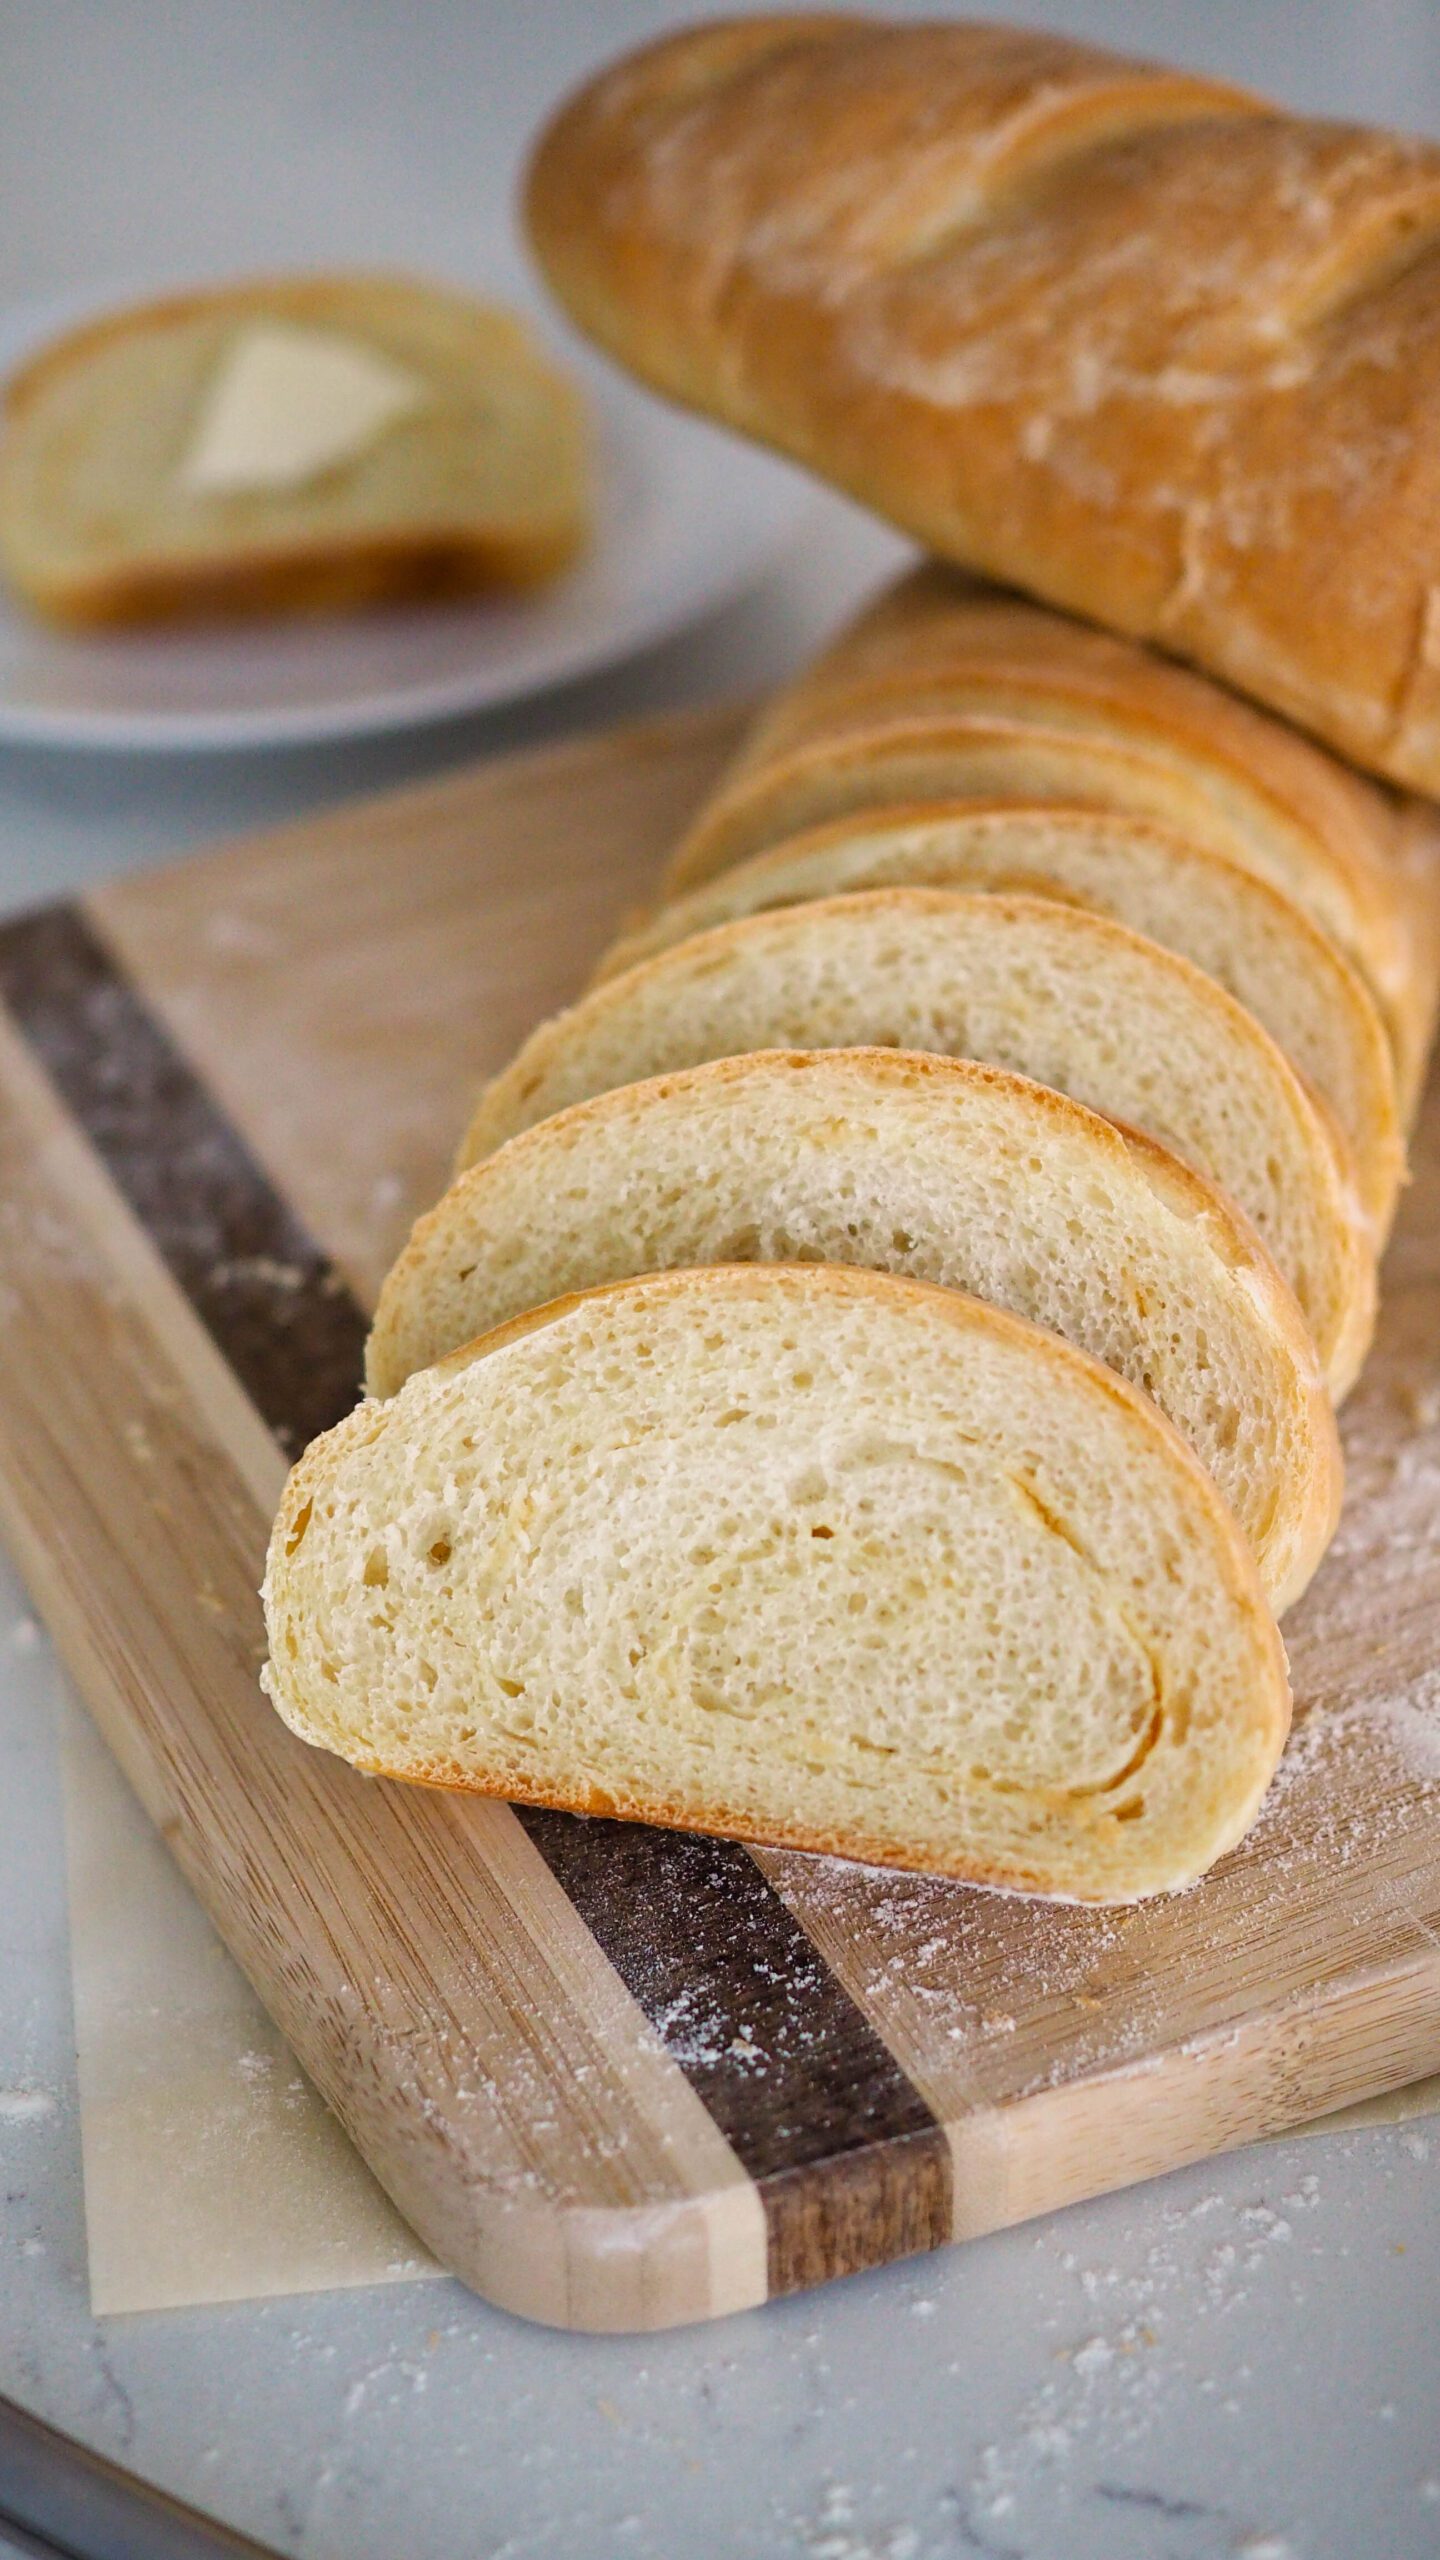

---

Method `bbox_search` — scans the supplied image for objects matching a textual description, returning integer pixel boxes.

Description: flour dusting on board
[1246,1333,1440,1864]
[1364,1668,1440,1781]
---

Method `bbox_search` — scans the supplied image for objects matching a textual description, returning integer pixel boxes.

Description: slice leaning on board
[370,1048,1341,1620]
[266,1264,1293,1905]
[454,888,1375,1398]
[595,805,1402,1240]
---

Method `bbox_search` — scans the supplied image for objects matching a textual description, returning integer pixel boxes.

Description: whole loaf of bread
[528,17,1440,794]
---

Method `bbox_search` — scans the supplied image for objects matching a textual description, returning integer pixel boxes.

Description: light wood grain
[91,704,748,1304]
[3,705,1440,2329]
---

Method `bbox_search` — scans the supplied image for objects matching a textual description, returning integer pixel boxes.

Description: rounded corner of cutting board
[389,2166,773,2334]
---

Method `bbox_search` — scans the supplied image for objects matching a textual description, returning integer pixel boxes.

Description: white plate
[0,289,812,750]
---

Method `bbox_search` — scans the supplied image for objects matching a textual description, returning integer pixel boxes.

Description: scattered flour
[799,2482,920,2560]
[340,2356,430,2421]
[1365,1670,1440,1781]
[0,2086,56,2121]
[959,2174,1331,2550]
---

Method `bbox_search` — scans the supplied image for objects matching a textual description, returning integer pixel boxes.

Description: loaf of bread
[458,889,1374,1394]
[659,567,1440,1119]
[528,18,1440,796]
[266,1262,1291,1901]
[0,274,589,625]
[370,1048,1341,1615]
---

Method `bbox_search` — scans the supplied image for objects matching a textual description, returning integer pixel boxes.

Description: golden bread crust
[446,887,1375,1400]
[526,19,1440,795]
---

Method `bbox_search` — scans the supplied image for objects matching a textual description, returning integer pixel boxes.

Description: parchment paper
[58,1680,439,2315]
[55,1670,1434,2317]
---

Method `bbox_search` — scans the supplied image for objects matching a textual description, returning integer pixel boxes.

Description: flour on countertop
[954,2170,1335,2551]
[797,2481,920,2560]
[0,2086,57,2120]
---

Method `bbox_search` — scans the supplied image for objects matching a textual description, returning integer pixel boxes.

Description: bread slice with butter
[268,1262,1293,1901]
[369,1047,1342,1617]
[0,274,590,625]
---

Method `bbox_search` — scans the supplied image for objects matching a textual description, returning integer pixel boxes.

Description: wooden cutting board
[2,703,1440,2334]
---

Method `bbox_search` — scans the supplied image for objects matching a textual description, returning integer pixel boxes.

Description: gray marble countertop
[3,7,1439,2556]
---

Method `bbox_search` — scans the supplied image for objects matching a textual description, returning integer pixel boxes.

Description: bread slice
[456,890,1374,1397]
[267,1262,1292,1902]
[0,274,589,625]
[664,568,1440,1115]
[371,1049,1341,1615]
[596,801,1404,1237]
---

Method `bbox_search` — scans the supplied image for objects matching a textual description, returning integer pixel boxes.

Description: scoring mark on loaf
[0,898,952,2294]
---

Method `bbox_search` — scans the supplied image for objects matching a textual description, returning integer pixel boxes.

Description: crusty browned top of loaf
[527,16,1440,796]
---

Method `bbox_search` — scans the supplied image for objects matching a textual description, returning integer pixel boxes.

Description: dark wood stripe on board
[0,897,952,2292]
[0,904,367,1458]
[516,1811,950,2290]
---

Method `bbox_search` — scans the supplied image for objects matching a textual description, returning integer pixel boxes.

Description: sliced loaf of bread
[456,890,1374,1396]
[596,803,1403,1234]
[267,1262,1292,1901]
[371,1049,1341,1615]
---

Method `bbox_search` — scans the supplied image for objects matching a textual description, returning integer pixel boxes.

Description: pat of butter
[181,323,428,496]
